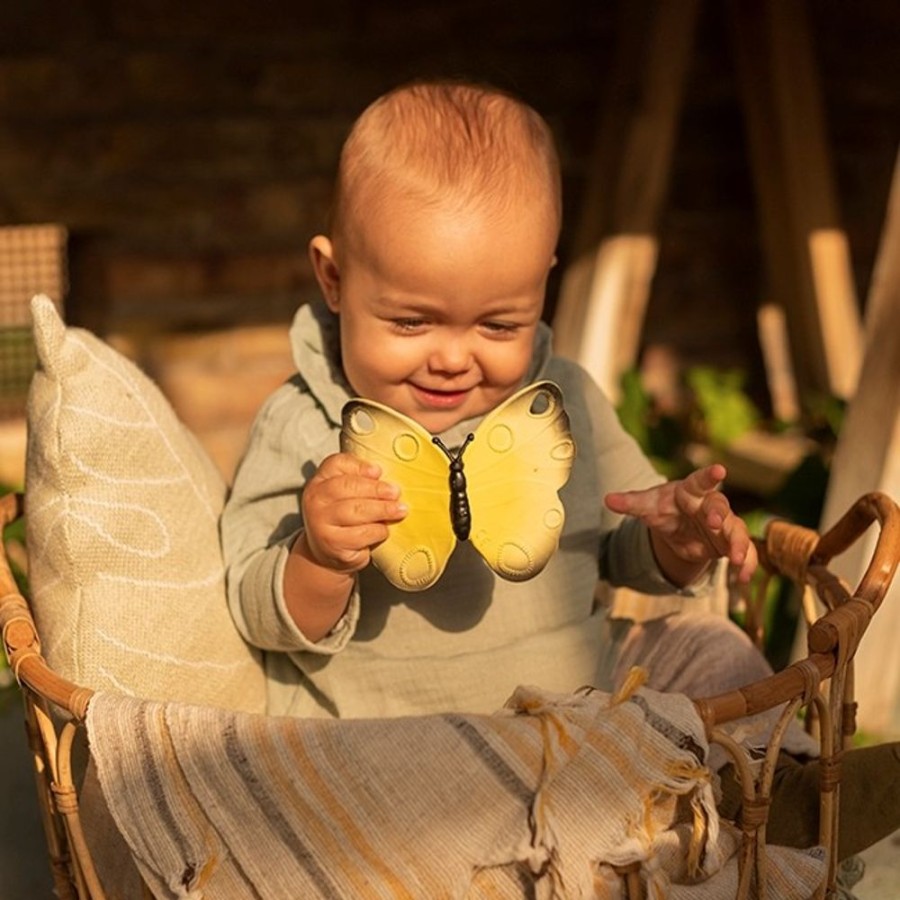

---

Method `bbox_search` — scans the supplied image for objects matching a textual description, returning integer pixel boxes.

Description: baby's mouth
[411,384,472,409]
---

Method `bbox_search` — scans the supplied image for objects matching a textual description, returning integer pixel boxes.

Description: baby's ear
[309,235,341,311]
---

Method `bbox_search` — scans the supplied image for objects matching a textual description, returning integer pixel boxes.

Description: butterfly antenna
[432,433,475,462]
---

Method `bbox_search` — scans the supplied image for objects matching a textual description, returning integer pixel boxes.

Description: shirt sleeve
[220,379,360,654]
[576,367,712,596]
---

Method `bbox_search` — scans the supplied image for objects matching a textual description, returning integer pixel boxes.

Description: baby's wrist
[284,533,356,641]
[648,530,711,589]
[292,531,355,586]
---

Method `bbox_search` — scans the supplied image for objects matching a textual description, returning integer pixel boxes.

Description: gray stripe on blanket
[222,714,344,900]
[627,694,705,763]
[136,705,208,893]
[443,714,534,805]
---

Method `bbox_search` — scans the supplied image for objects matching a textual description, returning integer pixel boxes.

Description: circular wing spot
[543,507,563,530]
[495,542,535,580]
[487,423,514,453]
[399,547,438,588]
[349,408,375,435]
[392,432,421,462]
[551,439,576,461]
[528,389,554,417]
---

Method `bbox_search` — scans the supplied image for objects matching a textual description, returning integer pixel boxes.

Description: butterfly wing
[465,381,575,581]
[340,398,456,591]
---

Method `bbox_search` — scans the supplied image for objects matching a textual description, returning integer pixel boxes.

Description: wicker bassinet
[2,490,899,900]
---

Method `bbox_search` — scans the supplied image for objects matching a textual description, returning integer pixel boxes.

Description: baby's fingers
[324,474,401,506]
[308,453,401,505]
[722,515,758,582]
[685,482,756,576]
[681,463,728,500]
[695,486,733,530]
[328,496,408,527]
[604,484,672,521]
[301,495,406,572]
[734,543,759,583]
[315,450,382,480]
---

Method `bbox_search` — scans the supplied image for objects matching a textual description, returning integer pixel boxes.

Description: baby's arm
[285,453,407,641]
[605,463,757,588]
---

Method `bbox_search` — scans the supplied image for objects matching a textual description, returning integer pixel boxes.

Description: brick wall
[0,0,621,334]
[0,0,897,480]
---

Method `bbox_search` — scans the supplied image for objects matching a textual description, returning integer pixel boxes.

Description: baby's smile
[410,383,474,410]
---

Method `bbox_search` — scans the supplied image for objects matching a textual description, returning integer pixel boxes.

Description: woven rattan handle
[0,493,94,720]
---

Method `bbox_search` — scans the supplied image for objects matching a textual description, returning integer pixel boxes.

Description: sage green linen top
[221,301,686,718]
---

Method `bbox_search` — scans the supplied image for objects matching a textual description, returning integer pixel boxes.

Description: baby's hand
[605,463,757,585]
[301,453,407,574]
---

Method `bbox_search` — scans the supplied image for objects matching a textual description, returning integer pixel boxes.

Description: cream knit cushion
[25,294,265,714]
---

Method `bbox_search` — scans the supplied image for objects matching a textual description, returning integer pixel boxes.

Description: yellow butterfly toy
[340,381,575,591]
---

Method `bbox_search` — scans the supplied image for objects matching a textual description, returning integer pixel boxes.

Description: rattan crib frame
[2,489,899,900]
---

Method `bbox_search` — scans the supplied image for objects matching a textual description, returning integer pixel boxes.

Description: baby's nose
[428,333,473,373]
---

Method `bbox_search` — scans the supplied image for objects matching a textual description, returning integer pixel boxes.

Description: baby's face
[313,192,557,434]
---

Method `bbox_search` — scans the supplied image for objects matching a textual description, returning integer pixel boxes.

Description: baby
[223,79,753,714]
[221,79,899,857]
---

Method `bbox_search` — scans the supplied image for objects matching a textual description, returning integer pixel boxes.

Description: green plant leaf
[616,369,651,452]
[687,366,760,447]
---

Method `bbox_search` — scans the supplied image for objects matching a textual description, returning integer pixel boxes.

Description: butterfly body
[340,381,575,591]
[433,434,474,541]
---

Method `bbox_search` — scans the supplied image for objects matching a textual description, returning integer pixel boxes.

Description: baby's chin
[390,396,480,436]
[408,407,478,436]
[407,397,509,436]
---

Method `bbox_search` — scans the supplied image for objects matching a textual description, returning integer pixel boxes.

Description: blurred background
[0,0,895,479]
[0,0,898,895]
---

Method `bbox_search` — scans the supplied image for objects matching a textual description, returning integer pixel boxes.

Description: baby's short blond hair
[332,80,562,247]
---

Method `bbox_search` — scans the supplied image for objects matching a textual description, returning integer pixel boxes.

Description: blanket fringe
[610,667,649,706]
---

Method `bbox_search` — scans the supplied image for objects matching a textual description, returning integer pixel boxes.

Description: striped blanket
[86,683,825,899]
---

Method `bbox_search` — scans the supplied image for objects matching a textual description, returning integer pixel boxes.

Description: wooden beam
[553,0,699,402]
[819,147,900,736]
[729,0,863,401]
[757,302,801,423]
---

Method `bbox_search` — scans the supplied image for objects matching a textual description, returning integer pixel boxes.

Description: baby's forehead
[339,178,558,264]
[336,152,560,260]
